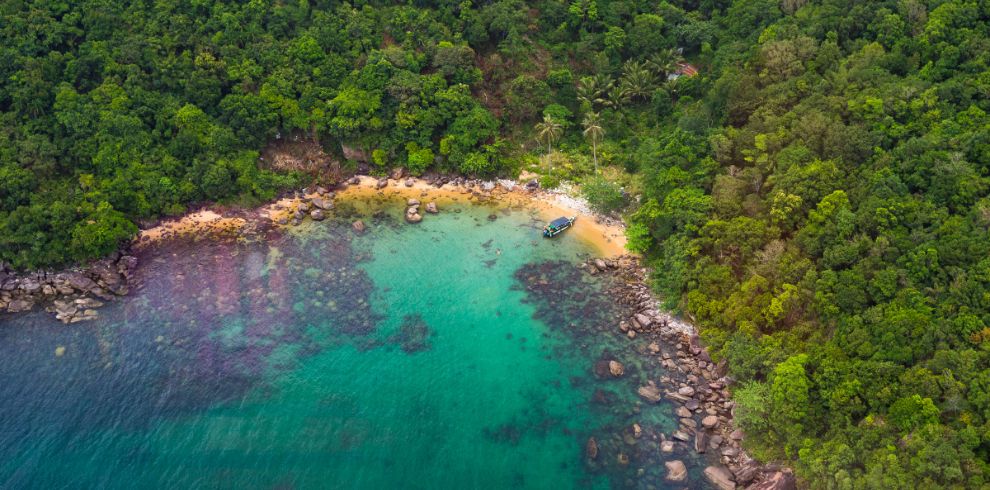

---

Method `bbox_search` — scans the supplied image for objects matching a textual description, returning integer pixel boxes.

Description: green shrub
[581,175,627,214]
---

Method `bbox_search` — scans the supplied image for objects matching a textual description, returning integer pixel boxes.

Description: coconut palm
[646,48,683,81]
[619,59,657,103]
[576,74,615,111]
[582,112,604,173]
[534,114,563,172]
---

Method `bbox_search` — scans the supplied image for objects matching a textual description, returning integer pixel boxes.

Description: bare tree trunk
[592,139,598,174]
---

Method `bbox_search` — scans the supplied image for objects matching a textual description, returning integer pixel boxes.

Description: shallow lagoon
[0,197,704,489]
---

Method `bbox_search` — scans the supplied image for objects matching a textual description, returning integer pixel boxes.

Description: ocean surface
[0,196,706,489]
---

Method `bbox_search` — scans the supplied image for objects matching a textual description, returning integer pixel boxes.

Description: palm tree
[619,59,657,103]
[576,74,615,111]
[608,84,631,108]
[534,114,563,172]
[646,48,683,81]
[582,112,604,173]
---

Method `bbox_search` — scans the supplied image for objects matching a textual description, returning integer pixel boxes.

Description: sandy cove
[135,176,628,257]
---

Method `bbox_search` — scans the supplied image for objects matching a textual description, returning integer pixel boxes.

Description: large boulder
[747,471,796,490]
[310,209,326,221]
[425,202,439,214]
[634,313,652,328]
[637,384,662,403]
[665,460,688,482]
[704,466,736,490]
[19,278,42,293]
[702,415,719,429]
[608,360,624,377]
[405,208,423,223]
[311,198,333,210]
[7,298,33,313]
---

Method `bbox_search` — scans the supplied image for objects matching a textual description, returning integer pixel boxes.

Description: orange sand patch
[331,176,628,257]
[136,210,246,248]
[133,176,629,258]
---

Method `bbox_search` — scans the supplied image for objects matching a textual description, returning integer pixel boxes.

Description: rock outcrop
[1,254,138,323]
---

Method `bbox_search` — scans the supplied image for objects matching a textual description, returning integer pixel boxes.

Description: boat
[543,216,576,237]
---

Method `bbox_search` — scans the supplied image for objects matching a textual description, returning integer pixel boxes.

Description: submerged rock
[585,437,598,460]
[425,202,438,214]
[352,220,366,233]
[665,460,687,482]
[637,384,662,403]
[608,360,624,377]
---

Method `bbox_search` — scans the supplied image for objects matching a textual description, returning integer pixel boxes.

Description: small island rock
[608,360,624,377]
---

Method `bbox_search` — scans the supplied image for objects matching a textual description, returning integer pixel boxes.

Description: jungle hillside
[2,0,990,487]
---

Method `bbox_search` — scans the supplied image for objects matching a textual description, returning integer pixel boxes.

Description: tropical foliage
[3,1,990,486]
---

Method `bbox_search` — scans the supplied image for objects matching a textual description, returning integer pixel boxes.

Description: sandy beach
[136,176,629,257]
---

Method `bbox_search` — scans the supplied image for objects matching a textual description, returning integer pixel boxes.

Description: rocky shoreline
[0,174,549,322]
[0,252,137,323]
[585,255,795,490]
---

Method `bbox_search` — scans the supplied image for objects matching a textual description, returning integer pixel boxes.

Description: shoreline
[0,174,791,488]
[135,175,628,258]
[2,175,628,321]
[587,257,794,489]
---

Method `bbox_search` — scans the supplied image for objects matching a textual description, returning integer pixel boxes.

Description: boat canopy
[549,217,571,228]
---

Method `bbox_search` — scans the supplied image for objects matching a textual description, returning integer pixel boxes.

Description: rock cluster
[0,253,137,323]
[588,255,796,490]
[279,187,337,226]
[405,198,423,223]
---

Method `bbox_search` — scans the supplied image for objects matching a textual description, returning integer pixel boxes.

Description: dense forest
[2,0,989,487]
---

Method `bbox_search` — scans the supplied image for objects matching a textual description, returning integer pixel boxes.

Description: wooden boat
[543,216,576,237]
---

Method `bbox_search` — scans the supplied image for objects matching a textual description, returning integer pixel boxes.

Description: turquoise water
[0,197,703,489]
